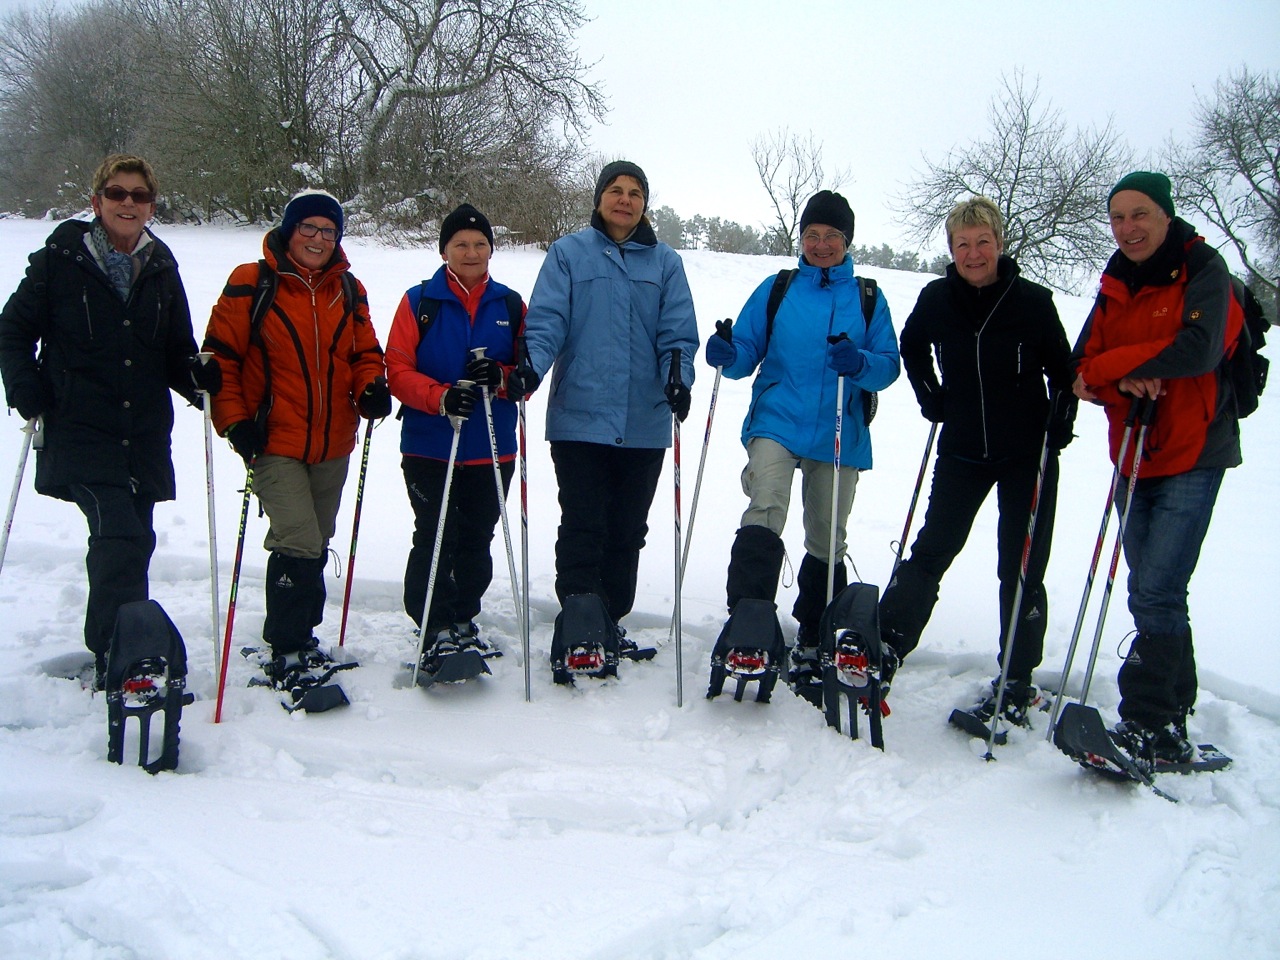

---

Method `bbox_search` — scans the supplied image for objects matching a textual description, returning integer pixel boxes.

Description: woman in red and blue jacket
[386,204,526,659]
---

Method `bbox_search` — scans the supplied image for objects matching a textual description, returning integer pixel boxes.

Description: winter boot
[1111,719,1196,773]
[949,677,1041,743]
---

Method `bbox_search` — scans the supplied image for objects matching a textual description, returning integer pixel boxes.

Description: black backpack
[765,268,880,426]
[1227,277,1270,419]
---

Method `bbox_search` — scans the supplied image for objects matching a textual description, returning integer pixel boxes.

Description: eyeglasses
[99,185,156,204]
[801,231,845,247]
[296,222,338,241]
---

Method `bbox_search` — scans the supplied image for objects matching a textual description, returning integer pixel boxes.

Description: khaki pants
[739,437,859,561]
[253,454,350,559]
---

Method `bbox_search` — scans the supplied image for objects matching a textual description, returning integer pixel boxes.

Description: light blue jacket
[723,255,900,467]
[524,219,698,448]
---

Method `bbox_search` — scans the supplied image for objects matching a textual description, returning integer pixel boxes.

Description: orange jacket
[203,230,385,464]
[1074,221,1242,478]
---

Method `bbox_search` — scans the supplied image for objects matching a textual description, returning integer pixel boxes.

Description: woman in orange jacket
[203,190,389,696]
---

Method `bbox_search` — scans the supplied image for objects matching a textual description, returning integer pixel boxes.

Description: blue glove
[705,328,736,368]
[826,338,866,378]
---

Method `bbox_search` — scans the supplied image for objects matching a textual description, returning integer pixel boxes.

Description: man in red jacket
[1072,171,1244,769]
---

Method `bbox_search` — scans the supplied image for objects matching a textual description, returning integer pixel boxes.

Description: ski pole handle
[668,347,682,387]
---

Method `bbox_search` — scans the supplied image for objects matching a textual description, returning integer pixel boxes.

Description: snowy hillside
[1,217,1277,959]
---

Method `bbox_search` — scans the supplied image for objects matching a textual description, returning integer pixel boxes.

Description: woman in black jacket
[0,154,219,687]
[879,196,1076,726]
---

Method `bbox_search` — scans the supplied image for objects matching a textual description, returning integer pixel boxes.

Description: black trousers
[402,455,514,630]
[879,450,1058,683]
[550,441,665,623]
[70,483,157,657]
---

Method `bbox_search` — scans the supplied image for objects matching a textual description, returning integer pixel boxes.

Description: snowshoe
[787,623,823,707]
[550,594,620,685]
[818,582,889,750]
[105,600,194,774]
[245,642,357,713]
[616,626,656,663]
[409,624,492,688]
[707,598,787,703]
[948,679,1044,745]
[1053,703,1179,800]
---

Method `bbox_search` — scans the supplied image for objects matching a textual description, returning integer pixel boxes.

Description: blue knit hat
[281,189,344,242]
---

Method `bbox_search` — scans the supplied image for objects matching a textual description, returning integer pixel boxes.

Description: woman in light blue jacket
[516,160,698,649]
[705,190,900,691]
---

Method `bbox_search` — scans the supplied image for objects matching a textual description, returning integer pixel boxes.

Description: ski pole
[517,337,531,703]
[200,360,222,687]
[1075,397,1155,708]
[667,360,722,644]
[825,334,848,606]
[472,347,523,654]
[889,421,938,585]
[411,383,472,688]
[214,458,255,724]
[668,348,684,708]
[338,416,374,648]
[0,417,36,577]
[984,426,1052,758]
[1046,397,1142,739]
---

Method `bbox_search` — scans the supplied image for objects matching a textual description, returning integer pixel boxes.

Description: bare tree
[751,127,849,256]
[1166,68,1279,306]
[896,71,1131,292]
[335,0,603,180]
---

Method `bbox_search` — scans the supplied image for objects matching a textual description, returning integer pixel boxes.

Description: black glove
[226,420,265,463]
[465,355,504,389]
[188,355,222,395]
[919,388,945,423]
[665,382,691,423]
[1046,390,1078,451]
[441,385,477,420]
[506,364,540,403]
[9,383,49,421]
[358,376,392,419]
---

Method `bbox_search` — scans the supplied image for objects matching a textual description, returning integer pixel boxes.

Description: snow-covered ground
[1,217,1277,959]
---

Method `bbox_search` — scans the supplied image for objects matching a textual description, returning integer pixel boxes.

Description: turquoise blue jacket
[723,255,900,467]
[524,218,698,448]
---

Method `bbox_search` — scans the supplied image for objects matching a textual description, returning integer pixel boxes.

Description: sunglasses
[295,222,338,241]
[99,185,156,204]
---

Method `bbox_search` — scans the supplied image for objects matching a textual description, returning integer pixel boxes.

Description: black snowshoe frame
[818,582,888,750]
[106,600,194,774]
[707,598,787,703]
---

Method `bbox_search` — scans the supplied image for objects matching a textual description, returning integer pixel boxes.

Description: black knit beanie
[594,160,649,210]
[439,203,494,252]
[799,190,854,245]
[1109,171,1175,218]
[281,189,344,242]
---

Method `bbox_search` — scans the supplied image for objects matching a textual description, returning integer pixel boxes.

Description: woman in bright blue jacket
[515,160,698,646]
[706,190,900,690]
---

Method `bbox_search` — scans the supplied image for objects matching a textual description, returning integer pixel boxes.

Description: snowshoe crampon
[106,601,194,774]
[818,583,888,750]
[707,599,786,703]
[550,595,620,685]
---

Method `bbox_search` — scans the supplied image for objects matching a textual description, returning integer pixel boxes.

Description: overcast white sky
[577,0,1279,255]
[0,0,1274,258]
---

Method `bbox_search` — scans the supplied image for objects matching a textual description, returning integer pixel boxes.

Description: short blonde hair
[91,154,159,198]
[945,196,1003,249]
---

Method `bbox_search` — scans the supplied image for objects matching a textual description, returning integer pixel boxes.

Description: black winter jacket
[899,256,1076,461]
[0,219,200,502]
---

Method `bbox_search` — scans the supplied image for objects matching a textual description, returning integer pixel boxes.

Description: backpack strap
[857,277,877,326]
[764,268,798,350]
[249,259,278,345]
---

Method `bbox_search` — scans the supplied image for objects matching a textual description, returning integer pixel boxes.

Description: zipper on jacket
[82,291,94,339]
[973,282,1014,459]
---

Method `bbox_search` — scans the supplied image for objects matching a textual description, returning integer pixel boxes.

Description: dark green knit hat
[1109,171,1175,218]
